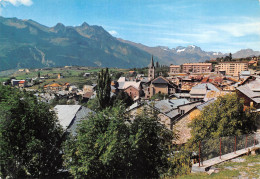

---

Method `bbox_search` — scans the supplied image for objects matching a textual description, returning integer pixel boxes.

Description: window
[180,110,185,115]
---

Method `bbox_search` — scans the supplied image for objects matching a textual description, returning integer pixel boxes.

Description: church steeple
[148,55,155,80]
[149,55,154,68]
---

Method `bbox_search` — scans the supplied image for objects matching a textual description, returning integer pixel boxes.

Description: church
[145,56,178,99]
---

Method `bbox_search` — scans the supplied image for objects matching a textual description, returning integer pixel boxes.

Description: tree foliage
[0,85,63,178]
[189,93,258,145]
[63,105,173,178]
[111,90,133,107]
[97,68,111,110]
[150,93,169,100]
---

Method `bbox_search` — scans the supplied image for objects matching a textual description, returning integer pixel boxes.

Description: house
[145,76,178,98]
[129,71,136,76]
[127,99,202,130]
[82,92,94,102]
[172,99,215,144]
[124,85,141,100]
[44,83,62,91]
[248,60,257,66]
[18,80,26,88]
[83,73,91,77]
[83,85,94,93]
[236,77,260,110]
[11,79,22,86]
[57,73,64,79]
[117,80,143,100]
[54,105,94,135]
[189,83,220,101]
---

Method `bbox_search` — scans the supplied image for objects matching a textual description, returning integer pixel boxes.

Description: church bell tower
[148,55,155,80]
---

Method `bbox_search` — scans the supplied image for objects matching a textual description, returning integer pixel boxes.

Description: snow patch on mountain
[177,48,185,53]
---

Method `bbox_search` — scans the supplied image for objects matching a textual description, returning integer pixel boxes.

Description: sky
[0,0,260,53]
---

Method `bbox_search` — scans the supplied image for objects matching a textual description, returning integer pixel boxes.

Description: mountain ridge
[117,38,260,65]
[0,16,152,71]
[0,16,259,71]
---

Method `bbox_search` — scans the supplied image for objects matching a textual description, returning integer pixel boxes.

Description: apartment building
[182,63,212,73]
[169,65,181,74]
[217,62,248,76]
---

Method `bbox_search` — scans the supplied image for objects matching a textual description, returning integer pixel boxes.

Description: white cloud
[0,0,33,6]
[108,30,118,36]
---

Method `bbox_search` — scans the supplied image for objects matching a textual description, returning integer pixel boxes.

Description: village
[1,55,260,145]
[1,0,260,178]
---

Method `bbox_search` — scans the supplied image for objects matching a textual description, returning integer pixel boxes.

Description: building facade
[169,65,181,74]
[182,63,212,73]
[145,76,177,98]
[217,62,248,76]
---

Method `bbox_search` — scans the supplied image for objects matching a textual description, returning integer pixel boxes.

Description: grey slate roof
[240,71,251,76]
[196,98,216,111]
[54,105,94,135]
[237,85,260,103]
[148,99,191,118]
[190,88,207,95]
[152,77,168,84]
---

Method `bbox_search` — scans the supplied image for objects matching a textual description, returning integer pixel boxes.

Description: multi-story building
[217,62,248,76]
[182,63,212,73]
[169,65,181,74]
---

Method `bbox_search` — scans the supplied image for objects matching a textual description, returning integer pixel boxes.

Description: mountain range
[0,16,259,71]
[118,39,260,65]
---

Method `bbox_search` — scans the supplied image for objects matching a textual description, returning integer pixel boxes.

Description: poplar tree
[97,68,111,110]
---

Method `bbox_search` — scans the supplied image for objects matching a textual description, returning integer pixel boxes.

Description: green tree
[128,111,173,178]
[229,53,232,61]
[111,90,133,107]
[150,93,169,100]
[189,93,257,145]
[63,105,130,178]
[63,105,173,178]
[0,85,63,178]
[97,68,111,110]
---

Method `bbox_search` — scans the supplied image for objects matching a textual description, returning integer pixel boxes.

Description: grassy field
[0,67,130,88]
[177,154,260,179]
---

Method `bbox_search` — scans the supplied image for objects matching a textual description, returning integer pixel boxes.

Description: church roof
[152,76,169,84]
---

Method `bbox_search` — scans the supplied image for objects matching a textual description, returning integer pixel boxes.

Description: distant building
[124,85,142,100]
[11,79,19,86]
[248,60,257,66]
[18,69,30,73]
[145,76,178,98]
[182,63,212,73]
[169,65,181,74]
[83,73,91,77]
[18,80,26,88]
[44,83,62,91]
[216,62,248,76]
[58,73,64,79]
